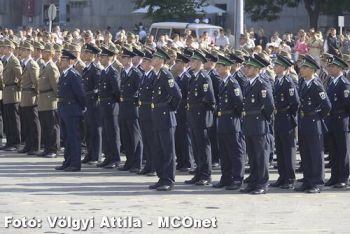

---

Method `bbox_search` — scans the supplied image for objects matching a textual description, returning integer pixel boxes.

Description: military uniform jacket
[0,60,3,100]
[138,69,156,122]
[57,67,86,117]
[2,54,22,104]
[82,62,102,103]
[98,65,120,114]
[175,70,191,124]
[242,76,275,136]
[119,66,142,120]
[299,78,332,135]
[20,58,40,107]
[74,59,86,75]
[216,76,243,134]
[111,59,123,73]
[208,69,222,103]
[273,75,300,132]
[37,61,60,111]
[151,68,182,131]
[186,69,215,129]
[326,76,350,132]
[35,58,46,71]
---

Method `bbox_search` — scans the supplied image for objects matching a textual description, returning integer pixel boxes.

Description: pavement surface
[0,150,349,234]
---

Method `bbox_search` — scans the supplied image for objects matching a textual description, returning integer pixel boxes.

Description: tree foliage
[134,0,208,22]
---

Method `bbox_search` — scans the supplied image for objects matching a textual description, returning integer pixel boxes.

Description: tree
[245,0,350,30]
[134,0,208,22]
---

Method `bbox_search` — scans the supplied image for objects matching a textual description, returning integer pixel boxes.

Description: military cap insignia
[168,79,175,88]
[289,88,295,96]
[261,89,267,98]
[234,88,240,96]
[319,92,326,100]
[203,83,209,92]
[344,90,349,98]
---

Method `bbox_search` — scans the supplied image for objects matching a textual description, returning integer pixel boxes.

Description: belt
[151,102,169,109]
[22,87,35,92]
[139,101,152,107]
[300,111,317,117]
[86,89,98,95]
[58,98,76,104]
[217,110,233,117]
[120,97,135,103]
[330,110,347,115]
[275,106,290,113]
[242,110,261,116]
[4,83,17,87]
[187,103,204,110]
[39,88,54,94]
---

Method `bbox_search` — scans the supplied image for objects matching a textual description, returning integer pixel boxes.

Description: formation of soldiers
[0,31,349,194]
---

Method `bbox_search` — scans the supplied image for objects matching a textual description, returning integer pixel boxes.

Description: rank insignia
[261,90,267,98]
[234,88,240,96]
[203,83,209,92]
[168,79,175,87]
[344,90,349,98]
[289,88,294,96]
[319,92,326,100]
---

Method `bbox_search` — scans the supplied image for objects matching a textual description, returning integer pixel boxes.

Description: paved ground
[0,150,349,234]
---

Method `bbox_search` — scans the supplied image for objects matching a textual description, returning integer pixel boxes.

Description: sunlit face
[273,64,286,76]
[243,65,260,78]
[299,66,315,80]
[326,64,342,77]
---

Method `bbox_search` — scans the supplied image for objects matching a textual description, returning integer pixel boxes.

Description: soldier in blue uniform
[325,55,350,188]
[173,51,194,172]
[204,50,221,169]
[81,43,102,165]
[229,52,247,92]
[295,55,332,193]
[55,50,86,172]
[118,46,143,173]
[212,54,245,190]
[132,46,145,74]
[240,56,275,194]
[96,45,121,169]
[148,48,182,191]
[270,54,300,189]
[137,48,156,176]
[184,49,215,186]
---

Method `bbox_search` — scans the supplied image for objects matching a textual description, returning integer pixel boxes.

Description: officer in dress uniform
[33,41,45,70]
[204,50,221,168]
[184,49,215,186]
[96,44,122,169]
[55,50,86,172]
[118,46,143,173]
[80,43,103,165]
[212,54,245,190]
[173,52,194,172]
[0,41,4,145]
[66,43,86,75]
[18,41,41,155]
[0,39,22,151]
[132,46,145,74]
[240,56,274,195]
[229,52,248,92]
[270,54,300,189]
[37,44,60,158]
[324,55,350,188]
[137,48,157,176]
[295,55,331,193]
[148,47,182,191]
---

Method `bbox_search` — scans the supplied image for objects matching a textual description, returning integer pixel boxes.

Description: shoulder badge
[344,90,349,98]
[319,91,326,100]
[261,89,267,98]
[289,88,295,96]
[234,88,240,96]
[203,83,209,92]
[168,78,175,88]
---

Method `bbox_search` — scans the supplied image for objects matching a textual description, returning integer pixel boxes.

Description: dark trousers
[328,131,350,183]
[245,134,269,189]
[218,132,245,184]
[189,128,212,180]
[299,133,325,187]
[21,106,41,151]
[85,101,102,161]
[209,117,220,164]
[140,120,155,172]
[275,130,296,184]
[153,127,176,185]
[3,103,21,146]
[39,110,60,153]
[0,100,4,139]
[175,124,193,169]
[119,118,143,169]
[101,112,120,164]
[60,114,82,169]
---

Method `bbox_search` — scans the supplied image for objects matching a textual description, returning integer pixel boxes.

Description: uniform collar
[124,65,132,75]
[63,65,73,76]
[249,75,259,85]
[331,74,342,85]
[104,63,112,72]
[223,74,231,84]
[305,77,315,87]
[23,56,32,67]
[144,69,153,77]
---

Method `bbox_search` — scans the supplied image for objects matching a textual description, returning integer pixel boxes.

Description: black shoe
[146,171,156,176]
[334,182,347,188]
[195,179,211,186]
[325,179,337,187]
[18,148,30,154]
[103,162,119,169]
[178,167,190,172]
[306,187,320,193]
[212,181,229,189]
[212,162,220,169]
[43,152,57,158]
[64,166,81,172]
[270,179,284,187]
[88,161,98,165]
[324,156,330,161]
[129,168,141,173]
[296,178,305,183]
[96,160,109,168]
[4,146,18,152]
[296,167,303,173]
[27,150,39,155]
[280,183,294,189]
[156,184,173,191]
[251,188,267,195]
[184,177,200,184]
[240,186,256,193]
[325,162,332,168]
[118,165,131,171]
[81,157,91,164]
[226,183,242,190]
[243,176,252,183]
[294,184,310,192]
[55,165,68,171]
[149,181,162,189]
[137,169,150,175]
[188,168,196,175]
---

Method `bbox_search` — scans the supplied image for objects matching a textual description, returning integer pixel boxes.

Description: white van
[149,22,222,40]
